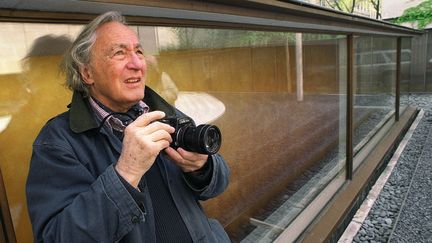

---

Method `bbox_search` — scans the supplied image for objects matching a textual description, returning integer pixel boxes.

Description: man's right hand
[115,111,175,188]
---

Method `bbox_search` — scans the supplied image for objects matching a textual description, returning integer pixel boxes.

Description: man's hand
[165,147,209,172]
[115,111,175,188]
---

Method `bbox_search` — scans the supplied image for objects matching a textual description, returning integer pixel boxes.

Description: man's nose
[127,52,144,70]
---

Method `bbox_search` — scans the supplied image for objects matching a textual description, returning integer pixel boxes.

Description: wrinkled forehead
[94,21,140,51]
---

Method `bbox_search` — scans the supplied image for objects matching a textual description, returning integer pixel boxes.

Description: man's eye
[114,50,125,56]
[136,50,144,56]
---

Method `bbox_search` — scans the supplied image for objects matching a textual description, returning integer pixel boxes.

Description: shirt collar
[88,96,149,132]
[68,87,176,134]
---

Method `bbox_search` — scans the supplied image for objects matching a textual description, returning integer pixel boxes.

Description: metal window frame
[0,0,424,35]
[347,34,354,180]
[0,167,16,243]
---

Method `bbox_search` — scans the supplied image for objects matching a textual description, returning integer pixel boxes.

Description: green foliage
[394,0,432,29]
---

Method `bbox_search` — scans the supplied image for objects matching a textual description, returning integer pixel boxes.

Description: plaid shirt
[88,96,149,132]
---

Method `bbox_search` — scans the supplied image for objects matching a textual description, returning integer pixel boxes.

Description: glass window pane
[407,35,428,92]
[401,37,413,112]
[145,27,347,241]
[426,30,432,92]
[353,36,396,154]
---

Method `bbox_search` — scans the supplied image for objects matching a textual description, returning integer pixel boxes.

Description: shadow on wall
[0,34,73,243]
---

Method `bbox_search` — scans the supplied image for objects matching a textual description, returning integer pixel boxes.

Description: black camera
[159,116,222,155]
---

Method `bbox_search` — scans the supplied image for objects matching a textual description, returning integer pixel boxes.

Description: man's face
[81,21,146,112]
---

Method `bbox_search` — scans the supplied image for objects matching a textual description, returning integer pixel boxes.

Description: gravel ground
[353,94,432,243]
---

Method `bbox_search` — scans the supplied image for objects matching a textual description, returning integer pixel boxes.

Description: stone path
[339,94,432,243]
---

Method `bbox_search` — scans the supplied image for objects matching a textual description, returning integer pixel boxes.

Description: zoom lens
[179,124,222,155]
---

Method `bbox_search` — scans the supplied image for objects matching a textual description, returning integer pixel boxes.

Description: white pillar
[285,38,292,92]
[295,33,304,101]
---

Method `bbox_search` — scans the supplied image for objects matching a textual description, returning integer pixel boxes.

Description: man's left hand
[165,147,208,172]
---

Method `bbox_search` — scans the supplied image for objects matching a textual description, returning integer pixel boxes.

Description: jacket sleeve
[26,141,144,243]
[183,153,230,201]
[183,156,213,190]
[171,109,230,201]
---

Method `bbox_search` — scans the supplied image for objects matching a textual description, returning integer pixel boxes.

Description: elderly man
[26,11,230,243]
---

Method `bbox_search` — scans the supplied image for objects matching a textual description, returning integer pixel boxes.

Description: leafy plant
[394,0,432,29]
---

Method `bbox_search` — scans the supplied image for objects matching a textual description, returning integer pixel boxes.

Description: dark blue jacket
[26,88,230,242]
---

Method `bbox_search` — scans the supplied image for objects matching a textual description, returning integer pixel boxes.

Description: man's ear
[79,65,94,85]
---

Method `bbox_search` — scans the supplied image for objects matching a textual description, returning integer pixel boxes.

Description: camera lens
[199,125,221,155]
[179,124,222,155]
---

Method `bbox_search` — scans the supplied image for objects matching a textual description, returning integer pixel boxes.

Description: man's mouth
[125,78,141,83]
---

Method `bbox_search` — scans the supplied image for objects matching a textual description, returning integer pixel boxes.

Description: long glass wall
[0,21,407,243]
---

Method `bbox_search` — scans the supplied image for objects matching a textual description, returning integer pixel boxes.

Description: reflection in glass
[409,34,429,92]
[400,37,413,113]
[353,36,396,154]
[0,23,77,243]
[145,27,347,241]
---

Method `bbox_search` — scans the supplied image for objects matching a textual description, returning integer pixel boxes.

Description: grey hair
[61,11,127,96]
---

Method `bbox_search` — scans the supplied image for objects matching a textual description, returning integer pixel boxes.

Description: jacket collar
[69,86,176,133]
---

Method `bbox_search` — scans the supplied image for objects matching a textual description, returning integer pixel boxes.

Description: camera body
[159,116,221,155]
